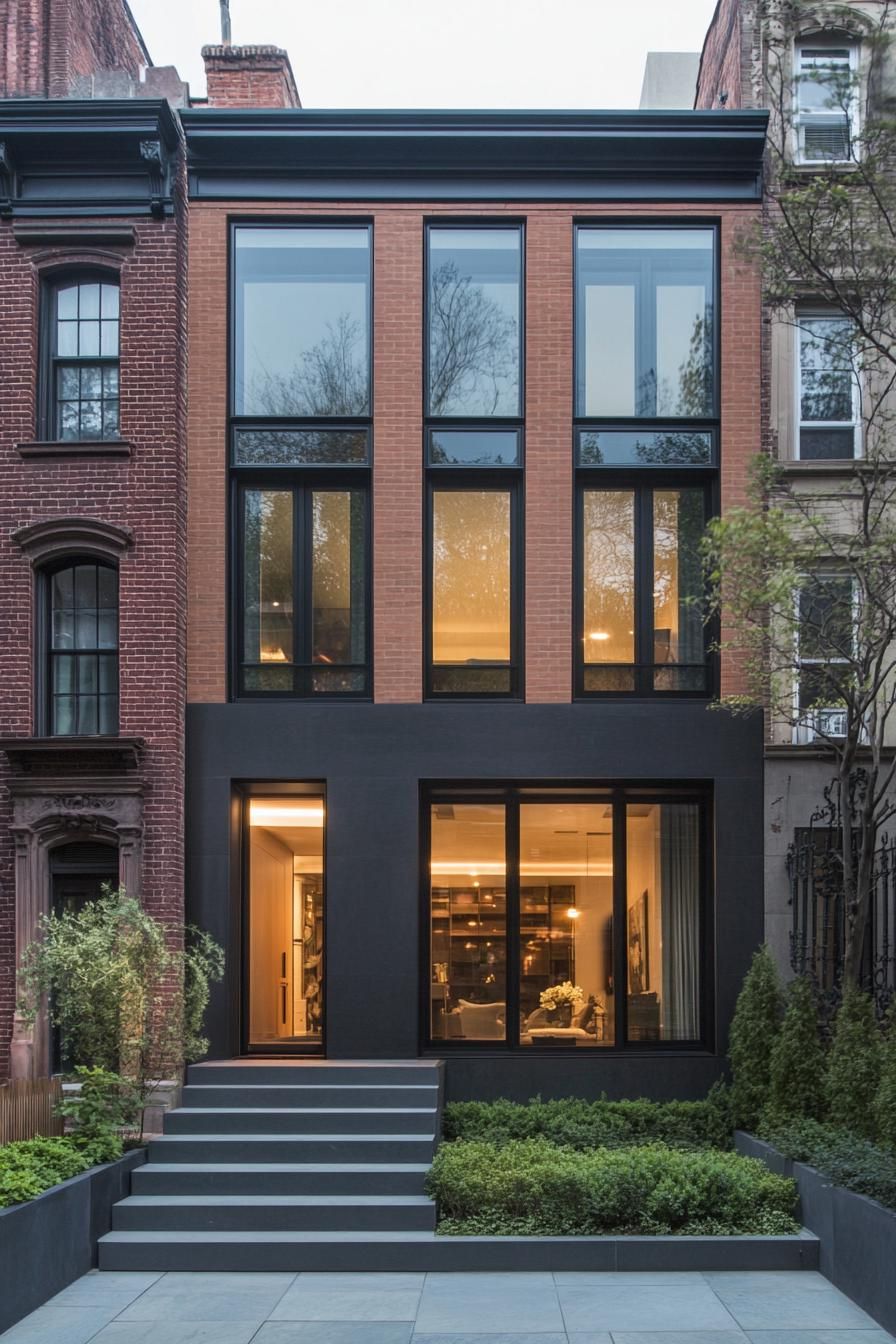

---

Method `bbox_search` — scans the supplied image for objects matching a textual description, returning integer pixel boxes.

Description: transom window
[46,561,119,736]
[47,278,120,442]
[427,787,709,1050]
[797,313,860,459]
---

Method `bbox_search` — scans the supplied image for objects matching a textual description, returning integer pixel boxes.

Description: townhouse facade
[697,0,896,1002]
[1,0,770,1100]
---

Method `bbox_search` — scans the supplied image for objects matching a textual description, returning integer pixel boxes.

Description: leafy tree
[763,975,826,1127]
[728,945,784,1131]
[703,2,896,986]
[17,887,224,1128]
[826,985,881,1137]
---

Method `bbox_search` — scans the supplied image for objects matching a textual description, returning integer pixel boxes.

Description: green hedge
[0,1137,96,1209]
[762,1118,896,1212]
[426,1138,798,1236]
[442,1092,731,1152]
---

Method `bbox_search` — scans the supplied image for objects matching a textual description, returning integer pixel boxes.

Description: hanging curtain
[660,804,700,1039]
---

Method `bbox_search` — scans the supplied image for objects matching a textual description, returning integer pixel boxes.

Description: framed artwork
[628,889,650,995]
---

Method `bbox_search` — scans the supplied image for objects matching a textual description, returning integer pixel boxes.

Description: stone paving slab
[1,1270,894,1344]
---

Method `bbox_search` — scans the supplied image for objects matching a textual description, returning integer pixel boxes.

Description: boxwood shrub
[0,1137,95,1209]
[762,1118,896,1212]
[442,1090,731,1152]
[426,1137,798,1236]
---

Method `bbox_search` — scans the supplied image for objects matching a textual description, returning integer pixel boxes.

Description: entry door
[247,795,325,1051]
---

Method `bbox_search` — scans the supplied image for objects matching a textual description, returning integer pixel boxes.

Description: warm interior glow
[587,631,610,641]
[583,490,635,665]
[566,906,581,919]
[250,802,325,827]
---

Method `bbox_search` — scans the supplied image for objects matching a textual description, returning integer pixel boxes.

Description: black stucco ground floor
[185,701,763,1101]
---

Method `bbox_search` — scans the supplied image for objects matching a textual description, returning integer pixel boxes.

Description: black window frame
[420,782,714,1054]
[40,271,121,444]
[424,220,526,700]
[425,473,524,701]
[38,557,120,737]
[573,222,720,701]
[573,223,719,425]
[574,474,716,699]
[229,220,374,701]
[233,471,372,700]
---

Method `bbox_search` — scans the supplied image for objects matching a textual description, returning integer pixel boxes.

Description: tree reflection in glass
[428,229,521,417]
[234,228,370,417]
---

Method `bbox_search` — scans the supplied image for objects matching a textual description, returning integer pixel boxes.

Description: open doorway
[246,794,324,1051]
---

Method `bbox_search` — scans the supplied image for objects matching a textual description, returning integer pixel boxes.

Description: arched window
[45,276,120,441]
[46,560,119,735]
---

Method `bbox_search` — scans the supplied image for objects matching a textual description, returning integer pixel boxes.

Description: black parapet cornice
[179,107,769,203]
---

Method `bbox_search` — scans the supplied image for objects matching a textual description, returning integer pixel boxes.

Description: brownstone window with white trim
[44,276,120,441]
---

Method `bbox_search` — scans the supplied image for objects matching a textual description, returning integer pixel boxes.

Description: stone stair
[98,1059,443,1271]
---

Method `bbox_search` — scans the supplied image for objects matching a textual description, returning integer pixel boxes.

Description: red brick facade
[0,0,148,98]
[186,201,761,706]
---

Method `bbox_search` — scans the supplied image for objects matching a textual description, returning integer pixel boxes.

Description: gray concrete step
[164,1107,438,1135]
[180,1084,440,1109]
[98,1229,821,1274]
[147,1133,437,1164]
[187,1062,441,1087]
[112,1194,437,1232]
[131,1163,430,1196]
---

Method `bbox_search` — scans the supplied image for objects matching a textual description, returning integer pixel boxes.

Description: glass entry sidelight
[247,795,324,1049]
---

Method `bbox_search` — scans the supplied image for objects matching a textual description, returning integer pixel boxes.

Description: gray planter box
[0,1148,145,1334]
[735,1130,896,1335]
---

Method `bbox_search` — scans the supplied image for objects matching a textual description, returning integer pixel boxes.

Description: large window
[578,485,708,695]
[232,225,372,698]
[46,561,119,735]
[427,788,708,1049]
[428,485,519,696]
[427,227,522,418]
[234,227,371,417]
[797,313,860,460]
[574,226,716,699]
[45,277,120,442]
[239,485,368,696]
[575,228,715,420]
[796,38,857,164]
[425,225,524,697]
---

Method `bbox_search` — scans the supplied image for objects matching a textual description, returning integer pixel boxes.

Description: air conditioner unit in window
[801,119,850,162]
[794,708,848,743]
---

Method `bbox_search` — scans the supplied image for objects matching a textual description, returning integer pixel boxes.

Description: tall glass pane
[653,489,706,690]
[311,489,366,691]
[243,490,293,689]
[50,563,118,736]
[626,803,701,1041]
[248,796,325,1048]
[577,229,714,418]
[428,228,521,417]
[432,490,511,693]
[519,804,614,1047]
[234,227,370,416]
[582,490,635,692]
[430,803,506,1041]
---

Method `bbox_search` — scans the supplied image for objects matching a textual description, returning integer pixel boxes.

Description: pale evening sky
[126,0,717,108]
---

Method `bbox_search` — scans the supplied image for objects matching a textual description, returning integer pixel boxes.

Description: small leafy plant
[0,1138,93,1209]
[56,1067,142,1164]
[727,945,783,1132]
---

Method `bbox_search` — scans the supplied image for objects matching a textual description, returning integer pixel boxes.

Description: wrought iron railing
[787,823,896,1017]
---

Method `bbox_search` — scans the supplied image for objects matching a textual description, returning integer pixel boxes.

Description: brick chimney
[202,45,301,108]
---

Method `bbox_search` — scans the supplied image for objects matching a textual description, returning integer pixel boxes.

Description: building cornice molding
[0,99,180,218]
[180,107,769,204]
